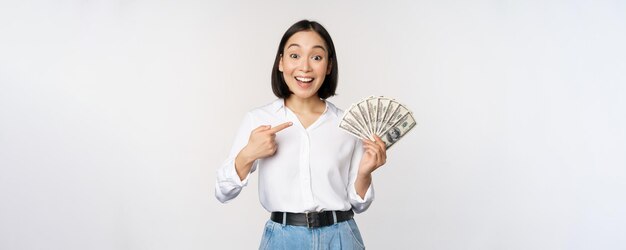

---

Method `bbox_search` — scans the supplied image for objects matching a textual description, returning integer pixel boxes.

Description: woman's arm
[215,116,292,203]
[355,136,387,199]
[215,113,256,203]
[354,173,373,199]
[234,122,293,180]
[347,136,386,213]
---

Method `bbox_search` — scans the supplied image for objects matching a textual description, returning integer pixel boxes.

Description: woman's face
[279,30,331,100]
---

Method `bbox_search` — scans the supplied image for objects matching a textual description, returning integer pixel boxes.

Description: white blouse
[215,99,374,213]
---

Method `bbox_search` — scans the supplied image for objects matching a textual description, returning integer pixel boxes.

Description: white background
[1,0,625,249]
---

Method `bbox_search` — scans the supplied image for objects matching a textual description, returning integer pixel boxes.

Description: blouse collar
[271,98,340,118]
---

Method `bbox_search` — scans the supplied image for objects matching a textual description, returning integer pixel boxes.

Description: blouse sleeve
[215,113,258,203]
[347,139,375,213]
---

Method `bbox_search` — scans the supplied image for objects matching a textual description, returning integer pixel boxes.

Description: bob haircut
[271,20,338,100]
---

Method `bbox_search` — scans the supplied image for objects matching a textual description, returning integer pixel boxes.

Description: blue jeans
[259,218,366,250]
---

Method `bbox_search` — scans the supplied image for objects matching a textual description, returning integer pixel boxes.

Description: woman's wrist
[357,169,372,180]
[234,149,256,179]
[355,171,372,199]
[236,149,255,167]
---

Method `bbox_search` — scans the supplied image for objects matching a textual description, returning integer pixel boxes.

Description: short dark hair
[271,20,338,100]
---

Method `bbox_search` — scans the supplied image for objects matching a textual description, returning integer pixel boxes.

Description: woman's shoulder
[246,99,283,113]
[324,100,345,118]
[244,99,346,118]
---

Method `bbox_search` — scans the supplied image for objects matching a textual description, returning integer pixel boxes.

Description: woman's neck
[285,95,325,114]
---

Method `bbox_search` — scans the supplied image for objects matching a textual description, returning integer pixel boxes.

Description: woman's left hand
[358,135,387,175]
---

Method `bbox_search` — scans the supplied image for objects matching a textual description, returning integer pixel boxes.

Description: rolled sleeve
[349,180,374,213]
[347,139,375,213]
[215,158,257,203]
[215,113,257,203]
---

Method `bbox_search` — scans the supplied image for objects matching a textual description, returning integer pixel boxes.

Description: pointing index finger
[268,122,293,134]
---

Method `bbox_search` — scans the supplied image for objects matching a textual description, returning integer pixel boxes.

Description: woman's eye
[289,54,299,59]
[312,55,322,61]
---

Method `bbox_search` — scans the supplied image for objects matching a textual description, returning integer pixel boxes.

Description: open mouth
[295,76,314,83]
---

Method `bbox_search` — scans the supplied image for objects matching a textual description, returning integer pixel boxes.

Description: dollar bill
[378,102,402,136]
[356,101,373,137]
[338,96,417,150]
[340,110,371,140]
[380,112,416,149]
[367,97,379,137]
[375,97,392,135]
[347,107,371,139]
[339,120,368,140]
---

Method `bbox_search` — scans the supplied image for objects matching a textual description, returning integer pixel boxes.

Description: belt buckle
[305,212,316,228]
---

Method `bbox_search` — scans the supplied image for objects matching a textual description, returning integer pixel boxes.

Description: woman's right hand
[241,121,293,160]
[235,122,292,179]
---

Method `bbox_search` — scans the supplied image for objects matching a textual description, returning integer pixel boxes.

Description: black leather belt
[270,210,354,228]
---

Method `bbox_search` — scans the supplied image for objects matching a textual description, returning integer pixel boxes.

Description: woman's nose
[300,59,312,72]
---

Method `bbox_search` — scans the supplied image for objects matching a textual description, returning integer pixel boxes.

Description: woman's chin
[292,92,318,100]
[287,88,320,100]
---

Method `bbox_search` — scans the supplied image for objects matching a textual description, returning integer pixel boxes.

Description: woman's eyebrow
[312,45,327,52]
[286,44,327,52]
[286,44,301,49]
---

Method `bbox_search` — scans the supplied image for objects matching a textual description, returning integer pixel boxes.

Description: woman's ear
[326,60,332,75]
[278,55,283,72]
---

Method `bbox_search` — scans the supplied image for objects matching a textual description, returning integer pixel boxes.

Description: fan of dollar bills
[339,96,417,149]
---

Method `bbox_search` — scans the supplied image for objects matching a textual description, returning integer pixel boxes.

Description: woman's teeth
[295,77,313,83]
